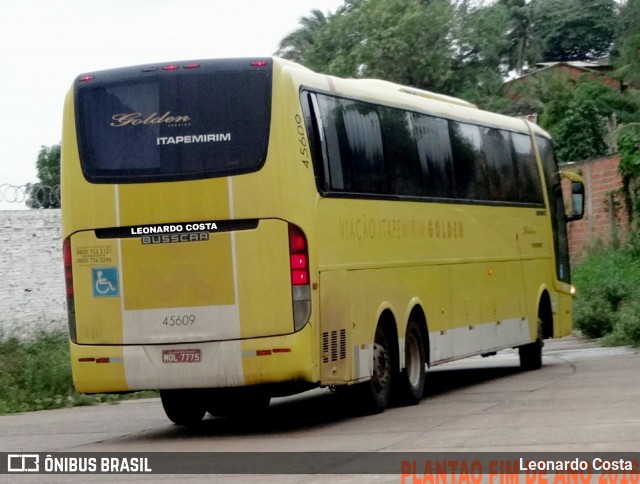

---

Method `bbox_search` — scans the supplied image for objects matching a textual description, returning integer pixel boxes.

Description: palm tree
[614,34,640,88]
[275,9,329,63]
[502,0,540,76]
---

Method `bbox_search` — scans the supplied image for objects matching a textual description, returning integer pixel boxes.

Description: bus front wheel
[160,389,207,425]
[519,317,543,371]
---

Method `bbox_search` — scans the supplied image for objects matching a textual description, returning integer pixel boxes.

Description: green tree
[450,1,511,106]
[26,144,60,209]
[347,0,456,93]
[571,79,640,126]
[301,2,362,77]
[507,70,574,119]
[275,1,360,76]
[616,0,640,42]
[550,97,608,161]
[499,0,541,75]
[509,73,640,161]
[531,0,616,61]
[275,9,330,66]
[613,34,640,87]
[618,132,640,227]
[275,0,458,94]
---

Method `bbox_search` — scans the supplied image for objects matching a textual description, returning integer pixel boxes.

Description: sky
[0,0,344,208]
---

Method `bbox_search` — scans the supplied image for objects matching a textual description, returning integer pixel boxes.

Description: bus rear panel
[63,59,316,394]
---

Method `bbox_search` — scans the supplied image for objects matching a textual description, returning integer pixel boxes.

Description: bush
[573,295,615,338]
[604,298,640,346]
[572,239,640,346]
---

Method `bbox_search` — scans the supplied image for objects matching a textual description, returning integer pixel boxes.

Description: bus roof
[275,57,549,138]
[353,79,478,109]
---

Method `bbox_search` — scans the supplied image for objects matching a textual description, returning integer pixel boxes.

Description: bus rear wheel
[160,389,207,425]
[395,319,426,405]
[356,325,392,414]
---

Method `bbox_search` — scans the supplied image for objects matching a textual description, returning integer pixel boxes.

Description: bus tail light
[63,238,77,343]
[288,224,311,331]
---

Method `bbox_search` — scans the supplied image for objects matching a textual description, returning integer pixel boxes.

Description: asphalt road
[1,334,638,483]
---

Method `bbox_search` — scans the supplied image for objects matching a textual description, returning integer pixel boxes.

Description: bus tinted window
[537,136,570,282]
[481,127,518,202]
[450,122,489,200]
[342,102,386,193]
[309,91,544,206]
[76,70,271,183]
[512,133,544,203]
[381,109,424,197]
[412,113,454,198]
[312,95,344,190]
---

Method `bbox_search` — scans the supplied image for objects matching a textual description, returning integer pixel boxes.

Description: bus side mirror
[560,171,585,222]
[567,181,584,221]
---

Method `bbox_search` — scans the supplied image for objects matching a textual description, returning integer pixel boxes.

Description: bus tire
[396,319,426,405]
[519,317,543,371]
[160,389,207,425]
[356,324,392,414]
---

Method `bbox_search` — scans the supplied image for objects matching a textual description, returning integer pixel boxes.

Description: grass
[572,235,640,347]
[0,330,155,414]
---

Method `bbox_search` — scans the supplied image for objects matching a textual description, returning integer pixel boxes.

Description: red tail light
[288,225,311,331]
[291,254,307,269]
[63,237,77,342]
[63,238,74,298]
[292,270,309,286]
[288,225,309,286]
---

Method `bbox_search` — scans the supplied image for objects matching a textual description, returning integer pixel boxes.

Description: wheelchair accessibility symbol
[92,267,119,298]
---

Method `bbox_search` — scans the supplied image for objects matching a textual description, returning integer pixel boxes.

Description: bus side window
[304,92,331,192]
[379,108,423,197]
[450,121,489,201]
[536,136,571,283]
[314,94,347,191]
[412,113,455,199]
[512,133,544,204]
[481,127,518,202]
[342,103,386,194]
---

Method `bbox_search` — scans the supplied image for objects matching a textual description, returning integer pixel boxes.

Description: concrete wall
[0,209,67,339]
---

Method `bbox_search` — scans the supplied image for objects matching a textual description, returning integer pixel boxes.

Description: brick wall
[0,209,66,339]
[562,154,629,260]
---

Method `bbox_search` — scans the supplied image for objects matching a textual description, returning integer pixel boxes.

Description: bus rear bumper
[70,327,318,393]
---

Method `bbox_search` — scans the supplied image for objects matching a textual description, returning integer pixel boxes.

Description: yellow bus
[62,57,584,424]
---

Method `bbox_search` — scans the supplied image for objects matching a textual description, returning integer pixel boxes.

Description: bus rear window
[75,64,272,183]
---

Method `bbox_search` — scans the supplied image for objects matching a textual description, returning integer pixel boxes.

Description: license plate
[162,349,201,363]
